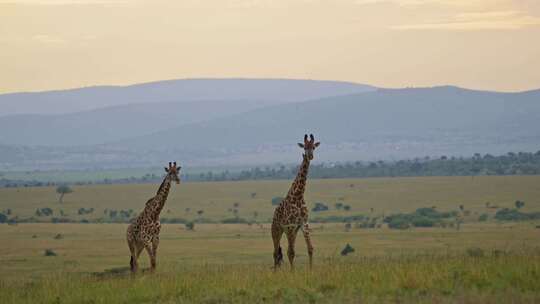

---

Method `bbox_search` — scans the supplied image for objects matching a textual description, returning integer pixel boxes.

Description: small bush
[221,217,248,224]
[0,213,7,223]
[341,244,355,256]
[312,202,329,212]
[54,234,63,239]
[478,214,489,222]
[495,208,540,221]
[161,218,188,224]
[411,216,435,227]
[185,222,195,231]
[44,249,57,256]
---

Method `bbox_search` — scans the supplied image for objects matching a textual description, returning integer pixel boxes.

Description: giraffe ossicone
[126,161,181,273]
[271,133,320,270]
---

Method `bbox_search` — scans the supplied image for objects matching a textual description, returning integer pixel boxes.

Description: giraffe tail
[130,256,134,270]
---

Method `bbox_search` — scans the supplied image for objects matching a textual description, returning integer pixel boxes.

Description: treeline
[1,151,540,187]
[192,151,540,181]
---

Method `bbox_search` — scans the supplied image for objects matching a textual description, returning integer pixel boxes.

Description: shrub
[78,208,94,215]
[478,214,489,221]
[221,217,248,224]
[411,216,435,227]
[495,208,540,221]
[386,215,411,229]
[271,197,284,206]
[51,217,73,223]
[341,244,355,256]
[54,233,63,239]
[36,208,53,217]
[0,213,7,223]
[44,249,57,256]
[343,205,351,211]
[161,218,188,224]
[312,202,329,212]
[311,214,367,223]
[185,222,195,231]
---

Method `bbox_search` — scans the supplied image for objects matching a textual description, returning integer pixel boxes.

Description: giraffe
[126,161,181,273]
[272,134,320,270]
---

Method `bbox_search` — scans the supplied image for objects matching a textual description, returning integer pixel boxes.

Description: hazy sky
[1,0,539,93]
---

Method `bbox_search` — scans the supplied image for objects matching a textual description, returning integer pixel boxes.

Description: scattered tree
[56,185,73,204]
[515,200,525,209]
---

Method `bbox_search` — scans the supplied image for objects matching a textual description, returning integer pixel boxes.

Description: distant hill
[115,86,540,163]
[0,78,376,116]
[0,85,539,170]
[0,99,285,146]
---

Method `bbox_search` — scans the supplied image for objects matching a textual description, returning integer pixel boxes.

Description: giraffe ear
[298,143,305,148]
[164,167,169,173]
[314,142,320,147]
[176,166,181,173]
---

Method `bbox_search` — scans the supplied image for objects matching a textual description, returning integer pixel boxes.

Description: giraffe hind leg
[129,241,143,273]
[271,223,284,270]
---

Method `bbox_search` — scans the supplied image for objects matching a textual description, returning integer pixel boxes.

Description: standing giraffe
[272,134,320,270]
[126,161,181,273]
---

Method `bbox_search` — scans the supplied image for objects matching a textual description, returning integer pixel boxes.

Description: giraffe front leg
[302,223,314,269]
[286,227,299,271]
[145,244,156,272]
[271,222,284,270]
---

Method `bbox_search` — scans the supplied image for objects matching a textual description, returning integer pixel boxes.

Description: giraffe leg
[302,223,314,269]
[145,244,156,272]
[271,222,284,270]
[130,242,144,273]
[286,227,299,270]
[151,236,160,270]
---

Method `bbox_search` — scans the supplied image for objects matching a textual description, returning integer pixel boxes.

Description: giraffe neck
[145,174,172,218]
[285,154,310,203]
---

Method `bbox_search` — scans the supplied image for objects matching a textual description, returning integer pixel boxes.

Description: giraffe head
[164,162,181,184]
[297,134,320,160]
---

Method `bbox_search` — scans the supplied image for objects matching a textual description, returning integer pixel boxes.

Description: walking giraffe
[126,162,181,272]
[272,134,320,270]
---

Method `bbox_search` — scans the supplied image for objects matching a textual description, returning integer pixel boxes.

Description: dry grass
[1,176,539,222]
[1,176,540,302]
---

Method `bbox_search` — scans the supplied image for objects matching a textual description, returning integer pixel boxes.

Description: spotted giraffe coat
[126,175,171,250]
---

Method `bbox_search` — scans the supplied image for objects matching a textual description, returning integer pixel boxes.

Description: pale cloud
[32,34,67,44]
[392,10,540,30]
[0,0,131,5]
[355,0,488,6]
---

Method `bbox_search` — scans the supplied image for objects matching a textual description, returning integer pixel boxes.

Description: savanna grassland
[1,176,540,303]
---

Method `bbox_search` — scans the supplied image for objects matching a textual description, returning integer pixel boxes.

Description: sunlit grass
[2,251,540,303]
